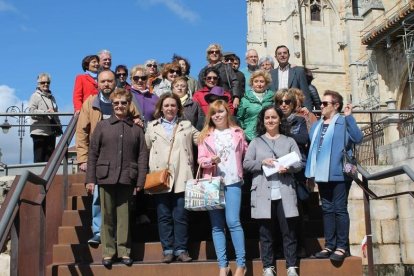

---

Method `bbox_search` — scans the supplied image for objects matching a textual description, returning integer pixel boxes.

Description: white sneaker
[287,267,298,276]
[262,266,276,276]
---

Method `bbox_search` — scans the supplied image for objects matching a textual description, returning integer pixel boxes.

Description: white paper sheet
[262,151,301,177]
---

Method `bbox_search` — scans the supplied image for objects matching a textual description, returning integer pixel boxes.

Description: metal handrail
[352,163,414,276]
[0,114,78,253]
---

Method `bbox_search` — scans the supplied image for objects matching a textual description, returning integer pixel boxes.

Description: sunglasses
[39,81,50,85]
[146,64,157,68]
[133,75,148,82]
[112,100,128,106]
[225,57,234,62]
[206,76,218,81]
[116,73,127,77]
[169,69,181,75]
[277,99,292,105]
[209,50,220,54]
[321,101,335,106]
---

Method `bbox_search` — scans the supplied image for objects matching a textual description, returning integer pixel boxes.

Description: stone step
[52,240,261,263]
[47,257,362,276]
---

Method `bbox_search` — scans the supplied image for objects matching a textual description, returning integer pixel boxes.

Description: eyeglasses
[146,64,157,68]
[169,69,181,75]
[206,76,218,81]
[277,99,292,105]
[133,76,148,82]
[116,73,127,77]
[39,81,50,85]
[321,101,335,106]
[112,100,128,106]
[209,50,220,55]
[224,57,234,62]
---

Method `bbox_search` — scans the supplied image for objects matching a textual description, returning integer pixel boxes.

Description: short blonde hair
[249,70,272,87]
[129,65,148,80]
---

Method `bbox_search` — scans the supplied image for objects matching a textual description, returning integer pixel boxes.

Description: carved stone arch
[396,66,412,109]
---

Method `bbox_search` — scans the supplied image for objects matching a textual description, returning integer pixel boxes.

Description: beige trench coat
[145,118,199,194]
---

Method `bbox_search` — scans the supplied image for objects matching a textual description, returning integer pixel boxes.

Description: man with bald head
[76,70,141,244]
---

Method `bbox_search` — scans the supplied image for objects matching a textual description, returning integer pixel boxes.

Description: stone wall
[347,134,414,274]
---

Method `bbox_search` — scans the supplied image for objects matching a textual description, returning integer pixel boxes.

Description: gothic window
[310,0,321,21]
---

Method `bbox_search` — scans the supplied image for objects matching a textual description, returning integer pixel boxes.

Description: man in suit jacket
[269,45,313,110]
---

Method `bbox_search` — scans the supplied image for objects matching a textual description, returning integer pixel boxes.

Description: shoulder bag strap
[166,124,179,170]
[259,136,278,158]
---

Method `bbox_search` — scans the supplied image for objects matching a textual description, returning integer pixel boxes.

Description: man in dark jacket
[197,44,241,108]
[269,45,313,110]
[223,52,246,99]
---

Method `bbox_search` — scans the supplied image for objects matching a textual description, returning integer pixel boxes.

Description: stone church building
[247,0,414,274]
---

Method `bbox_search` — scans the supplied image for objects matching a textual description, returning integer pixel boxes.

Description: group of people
[27,44,363,276]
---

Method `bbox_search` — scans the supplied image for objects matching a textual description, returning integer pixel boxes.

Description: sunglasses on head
[209,50,220,54]
[112,100,128,106]
[146,64,157,68]
[116,73,127,77]
[277,99,292,105]
[206,76,218,81]
[133,76,148,82]
[225,57,234,62]
[169,69,181,75]
[39,81,50,85]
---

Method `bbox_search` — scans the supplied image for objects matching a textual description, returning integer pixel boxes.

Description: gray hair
[144,59,158,66]
[245,49,258,59]
[97,49,111,57]
[258,55,275,67]
[37,72,51,82]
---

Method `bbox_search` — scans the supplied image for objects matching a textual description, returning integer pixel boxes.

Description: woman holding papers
[243,105,302,276]
[198,99,248,276]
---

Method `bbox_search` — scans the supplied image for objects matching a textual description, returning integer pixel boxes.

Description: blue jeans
[154,192,189,256]
[208,182,245,268]
[318,181,351,251]
[92,185,101,237]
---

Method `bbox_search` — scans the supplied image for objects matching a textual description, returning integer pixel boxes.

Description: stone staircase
[46,175,363,276]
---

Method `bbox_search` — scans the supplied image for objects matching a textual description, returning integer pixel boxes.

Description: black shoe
[330,249,350,262]
[314,248,333,259]
[102,258,113,268]
[121,257,133,266]
[162,254,174,263]
[88,235,101,245]
[176,252,192,262]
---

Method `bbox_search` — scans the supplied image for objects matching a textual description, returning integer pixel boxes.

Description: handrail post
[363,176,375,276]
[369,112,378,165]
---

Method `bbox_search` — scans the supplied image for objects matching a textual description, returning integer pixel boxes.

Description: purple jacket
[130,88,159,124]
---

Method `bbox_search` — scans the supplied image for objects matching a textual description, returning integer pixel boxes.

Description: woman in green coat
[237,70,275,142]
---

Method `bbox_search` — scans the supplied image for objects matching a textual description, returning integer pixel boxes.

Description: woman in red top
[193,67,234,115]
[73,55,100,113]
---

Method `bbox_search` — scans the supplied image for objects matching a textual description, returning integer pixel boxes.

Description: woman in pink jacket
[197,99,247,276]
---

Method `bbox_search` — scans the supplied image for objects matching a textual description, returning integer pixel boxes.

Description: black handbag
[40,94,63,136]
[50,117,63,136]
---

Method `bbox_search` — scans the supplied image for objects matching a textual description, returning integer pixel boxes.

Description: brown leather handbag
[144,125,178,193]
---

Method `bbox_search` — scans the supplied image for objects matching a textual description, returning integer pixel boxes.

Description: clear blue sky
[0,0,247,164]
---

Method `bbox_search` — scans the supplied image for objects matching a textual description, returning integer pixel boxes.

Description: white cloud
[137,0,198,23]
[0,0,16,12]
[0,85,32,164]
